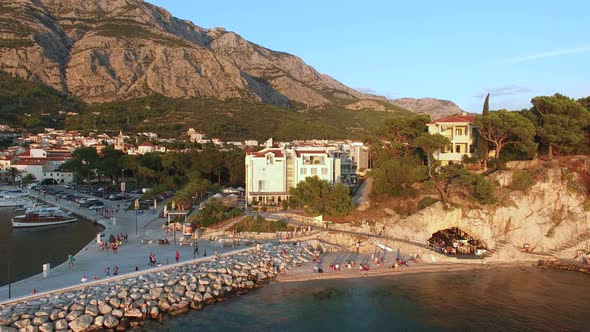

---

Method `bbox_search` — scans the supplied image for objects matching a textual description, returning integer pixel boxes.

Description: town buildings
[8,148,73,183]
[426,114,476,165]
[244,144,368,206]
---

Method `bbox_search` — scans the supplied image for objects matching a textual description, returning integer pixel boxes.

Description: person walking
[175,251,180,262]
[68,254,74,270]
[193,242,199,259]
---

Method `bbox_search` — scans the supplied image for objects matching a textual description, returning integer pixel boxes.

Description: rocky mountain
[389,97,464,120]
[0,0,377,107]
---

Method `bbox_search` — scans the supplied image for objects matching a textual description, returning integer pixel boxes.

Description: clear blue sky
[148,0,589,113]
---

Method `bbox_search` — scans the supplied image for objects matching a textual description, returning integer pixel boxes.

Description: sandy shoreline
[278,256,533,283]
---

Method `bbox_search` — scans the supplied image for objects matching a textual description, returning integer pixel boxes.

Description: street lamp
[8,261,12,299]
[120,169,125,194]
[134,198,139,235]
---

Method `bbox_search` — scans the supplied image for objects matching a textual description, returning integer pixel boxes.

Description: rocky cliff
[0,0,382,107]
[389,97,464,120]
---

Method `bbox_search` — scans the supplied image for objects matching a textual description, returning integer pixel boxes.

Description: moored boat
[12,211,76,228]
[0,190,30,207]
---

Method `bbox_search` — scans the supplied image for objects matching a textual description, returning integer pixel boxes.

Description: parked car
[81,200,103,208]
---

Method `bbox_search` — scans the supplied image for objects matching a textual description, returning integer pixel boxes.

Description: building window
[321,168,328,175]
[455,144,461,153]
[300,168,306,175]
[266,154,274,165]
[455,128,463,136]
[258,180,264,191]
[311,168,317,175]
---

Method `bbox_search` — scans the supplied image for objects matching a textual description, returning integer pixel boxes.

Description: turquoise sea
[144,266,590,331]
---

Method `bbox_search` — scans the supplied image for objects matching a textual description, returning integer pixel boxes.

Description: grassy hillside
[0,75,411,140]
[0,74,78,129]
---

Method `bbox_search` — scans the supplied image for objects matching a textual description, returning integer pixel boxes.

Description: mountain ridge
[0,0,463,126]
[0,0,374,107]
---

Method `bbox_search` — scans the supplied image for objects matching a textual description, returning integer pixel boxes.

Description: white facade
[245,147,342,205]
[43,171,74,183]
[426,114,476,165]
[292,149,334,186]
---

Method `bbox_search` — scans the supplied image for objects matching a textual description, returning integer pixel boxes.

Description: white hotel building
[245,146,356,206]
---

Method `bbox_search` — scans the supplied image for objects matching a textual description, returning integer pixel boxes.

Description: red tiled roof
[11,159,48,166]
[16,148,31,157]
[248,149,284,158]
[139,141,154,147]
[429,114,475,124]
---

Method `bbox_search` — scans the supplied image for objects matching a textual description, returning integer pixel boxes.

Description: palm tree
[21,174,35,186]
[8,167,22,185]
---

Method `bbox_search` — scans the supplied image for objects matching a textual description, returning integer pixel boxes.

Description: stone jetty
[537,259,590,275]
[0,243,314,332]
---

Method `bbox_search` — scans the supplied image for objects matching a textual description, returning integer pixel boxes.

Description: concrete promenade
[0,187,238,301]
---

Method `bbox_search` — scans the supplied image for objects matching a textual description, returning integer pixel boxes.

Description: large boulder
[111,309,123,319]
[102,314,119,329]
[173,285,185,296]
[168,301,189,316]
[93,315,104,327]
[123,308,142,319]
[149,307,160,320]
[53,319,67,330]
[108,297,121,308]
[65,311,81,322]
[149,288,163,298]
[84,305,98,317]
[157,300,170,312]
[13,318,31,329]
[69,304,84,312]
[32,315,48,326]
[98,303,112,315]
[68,314,93,332]
[39,323,53,332]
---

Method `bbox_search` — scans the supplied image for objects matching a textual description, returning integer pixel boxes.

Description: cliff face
[377,168,589,259]
[0,0,373,106]
[388,97,464,120]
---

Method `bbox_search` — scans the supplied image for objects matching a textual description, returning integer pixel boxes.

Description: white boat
[0,190,30,207]
[24,205,63,214]
[12,211,76,228]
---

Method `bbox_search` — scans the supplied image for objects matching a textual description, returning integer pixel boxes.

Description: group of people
[81,265,120,283]
[98,233,128,254]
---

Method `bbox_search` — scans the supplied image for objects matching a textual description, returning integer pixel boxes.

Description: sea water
[144,266,590,331]
[0,207,99,286]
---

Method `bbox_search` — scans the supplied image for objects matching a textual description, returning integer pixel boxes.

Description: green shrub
[511,170,536,192]
[191,199,243,227]
[229,216,291,233]
[417,196,439,210]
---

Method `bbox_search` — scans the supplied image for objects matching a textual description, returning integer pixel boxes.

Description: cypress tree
[482,93,490,116]
[476,93,490,163]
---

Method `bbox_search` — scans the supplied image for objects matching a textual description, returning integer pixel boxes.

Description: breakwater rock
[0,243,314,332]
[537,260,590,275]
